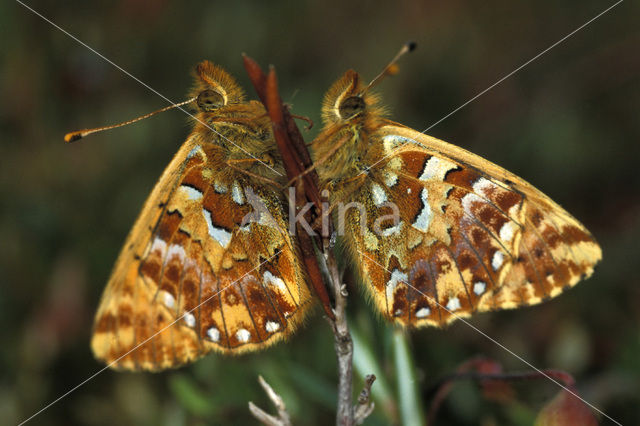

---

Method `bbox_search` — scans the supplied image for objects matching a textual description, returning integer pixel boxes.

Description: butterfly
[88,55,602,371]
[89,61,315,371]
[311,66,602,327]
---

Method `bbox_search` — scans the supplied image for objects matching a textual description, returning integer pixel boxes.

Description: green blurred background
[2,1,639,424]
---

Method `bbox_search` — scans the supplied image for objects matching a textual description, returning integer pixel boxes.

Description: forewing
[346,124,601,327]
[91,138,312,371]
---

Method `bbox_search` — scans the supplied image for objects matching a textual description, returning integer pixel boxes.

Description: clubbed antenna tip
[364,42,417,92]
[63,97,196,143]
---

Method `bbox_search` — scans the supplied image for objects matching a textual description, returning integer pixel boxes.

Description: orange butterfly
[86,62,315,370]
[311,47,602,327]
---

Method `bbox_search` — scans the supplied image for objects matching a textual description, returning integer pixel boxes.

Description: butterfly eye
[339,96,366,120]
[197,89,225,111]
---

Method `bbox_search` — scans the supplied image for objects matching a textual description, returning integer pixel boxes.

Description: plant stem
[393,329,426,426]
[243,55,370,426]
[323,238,354,425]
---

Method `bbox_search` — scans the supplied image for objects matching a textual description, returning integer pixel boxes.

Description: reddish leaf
[535,389,598,426]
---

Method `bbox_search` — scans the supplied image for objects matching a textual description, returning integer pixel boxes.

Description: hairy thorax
[315,118,386,201]
[192,102,285,181]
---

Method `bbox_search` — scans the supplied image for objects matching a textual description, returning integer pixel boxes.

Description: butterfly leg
[227,155,276,168]
[209,114,270,125]
[226,160,282,189]
[288,112,314,130]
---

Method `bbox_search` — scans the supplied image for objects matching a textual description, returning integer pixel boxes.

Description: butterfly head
[190,60,246,111]
[321,70,383,129]
[188,61,273,151]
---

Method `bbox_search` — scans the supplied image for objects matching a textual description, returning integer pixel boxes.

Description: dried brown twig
[243,56,375,426]
[248,376,292,426]
[354,374,377,424]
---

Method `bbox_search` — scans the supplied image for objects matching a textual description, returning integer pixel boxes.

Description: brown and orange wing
[344,124,601,327]
[91,137,312,371]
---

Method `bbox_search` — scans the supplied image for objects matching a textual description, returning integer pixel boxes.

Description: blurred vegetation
[2,0,639,424]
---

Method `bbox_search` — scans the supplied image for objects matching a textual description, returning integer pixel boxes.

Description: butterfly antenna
[364,41,417,93]
[64,97,197,143]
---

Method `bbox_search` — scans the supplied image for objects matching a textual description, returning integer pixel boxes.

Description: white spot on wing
[472,177,498,197]
[416,307,431,318]
[380,221,404,237]
[161,291,175,309]
[419,156,458,181]
[382,134,423,152]
[167,244,186,262]
[383,135,406,152]
[203,209,232,248]
[473,281,486,295]
[461,192,484,216]
[383,171,398,187]
[412,188,432,232]
[187,145,202,159]
[386,269,408,309]
[236,328,251,343]
[263,271,286,291]
[492,251,505,271]
[499,221,517,242]
[150,238,167,255]
[446,297,461,312]
[265,321,280,333]
[371,182,387,206]
[183,312,196,327]
[207,327,220,342]
[179,184,203,200]
[231,181,245,205]
[407,187,412,194]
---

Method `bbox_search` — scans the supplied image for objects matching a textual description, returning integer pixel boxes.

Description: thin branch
[249,376,292,426]
[351,327,398,422]
[354,374,376,425]
[323,236,355,426]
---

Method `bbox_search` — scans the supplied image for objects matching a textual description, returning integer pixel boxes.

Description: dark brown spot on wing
[94,312,117,334]
[494,190,521,213]
[444,167,481,188]
[157,210,183,241]
[562,225,594,245]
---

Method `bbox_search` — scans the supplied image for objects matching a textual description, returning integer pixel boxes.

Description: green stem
[393,329,426,426]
